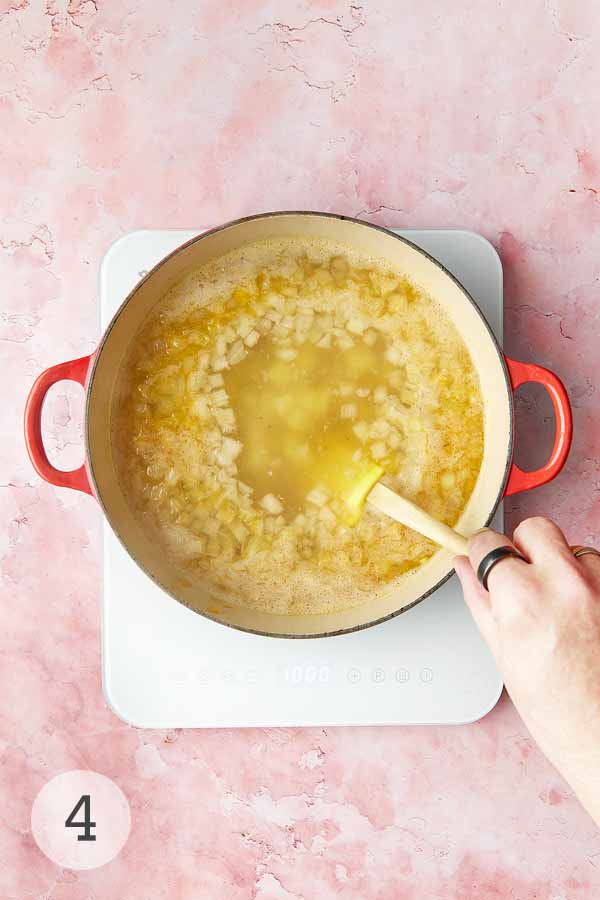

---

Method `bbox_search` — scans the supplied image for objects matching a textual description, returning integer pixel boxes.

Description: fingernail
[472,527,489,536]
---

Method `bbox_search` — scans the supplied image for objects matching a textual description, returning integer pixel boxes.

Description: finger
[454,555,497,649]
[512,516,571,565]
[468,527,529,593]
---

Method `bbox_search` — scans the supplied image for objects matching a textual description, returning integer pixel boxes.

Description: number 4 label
[65,794,97,842]
[32,771,129,869]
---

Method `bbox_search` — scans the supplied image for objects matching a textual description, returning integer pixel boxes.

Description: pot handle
[24,354,94,495]
[504,356,572,496]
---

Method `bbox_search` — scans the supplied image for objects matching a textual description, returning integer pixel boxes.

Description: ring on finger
[571,545,600,560]
[476,546,528,591]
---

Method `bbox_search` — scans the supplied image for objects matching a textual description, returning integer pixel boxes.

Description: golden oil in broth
[224,333,392,517]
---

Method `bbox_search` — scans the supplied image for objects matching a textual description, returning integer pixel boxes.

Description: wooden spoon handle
[367,482,470,556]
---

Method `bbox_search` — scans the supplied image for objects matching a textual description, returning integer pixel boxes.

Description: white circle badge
[31,770,131,870]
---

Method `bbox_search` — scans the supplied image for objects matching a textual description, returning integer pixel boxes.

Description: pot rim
[86,210,513,639]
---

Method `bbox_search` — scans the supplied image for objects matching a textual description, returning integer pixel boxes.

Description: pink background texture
[1,1,600,897]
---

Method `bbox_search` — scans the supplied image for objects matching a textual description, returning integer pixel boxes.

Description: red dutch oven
[24,213,572,637]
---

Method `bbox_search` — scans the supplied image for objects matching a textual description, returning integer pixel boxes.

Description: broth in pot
[112,237,484,615]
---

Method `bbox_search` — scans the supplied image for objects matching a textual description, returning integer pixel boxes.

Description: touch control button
[372,667,386,683]
[347,668,362,684]
[396,668,410,683]
[420,667,434,683]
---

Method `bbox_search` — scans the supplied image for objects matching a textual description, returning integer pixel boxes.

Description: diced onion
[217,438,242,465]
[306,485,329,507]
[385,345,403,365]
[228,340,246,366]
[352,421,369,442]
[261,493,284,515]
[364,329,377,346]
[371,441,387,460]
[277,347,297,361]
[211,388,229,407]
[347,317,367,334]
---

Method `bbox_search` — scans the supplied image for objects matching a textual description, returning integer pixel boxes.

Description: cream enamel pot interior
[24,212,572,638]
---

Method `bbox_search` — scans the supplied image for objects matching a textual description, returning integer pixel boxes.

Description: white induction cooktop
[100,227,503,728]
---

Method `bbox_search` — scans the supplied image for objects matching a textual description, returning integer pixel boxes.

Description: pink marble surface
[2,0,600,896]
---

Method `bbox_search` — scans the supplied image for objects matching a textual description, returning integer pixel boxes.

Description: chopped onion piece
[191,396,210,418]
[228,340,246,366]
[319,505,337,527]
[217,438,242,465]
[265,292,284,310]
[210,388,229,407]
[211,354,228,372]
[165,467,178,486]
[277,347,297,361]
[261,493,284,515]
[385,345,403,365]
[237,314,253,338]
[230,520,249,544]
[347,317,367,334]
[215,408,236,433]
[217,500,236,524]
[202,518,221,537]
[371,419,391,438]
[296,312,314,333]
[306,485,329,507]
[264,516,279,535]
[353,421,369,442]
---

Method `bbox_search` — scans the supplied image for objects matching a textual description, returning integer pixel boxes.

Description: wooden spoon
[341,462,469,557]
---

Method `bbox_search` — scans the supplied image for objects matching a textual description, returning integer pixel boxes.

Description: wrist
[552,741,600,824]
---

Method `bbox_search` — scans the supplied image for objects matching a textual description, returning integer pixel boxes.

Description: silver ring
[476,546,527,591]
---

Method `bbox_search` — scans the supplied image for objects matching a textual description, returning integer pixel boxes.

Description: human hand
[455,518,600,824]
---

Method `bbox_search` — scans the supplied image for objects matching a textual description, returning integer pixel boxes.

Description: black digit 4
[65,794,97,842]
